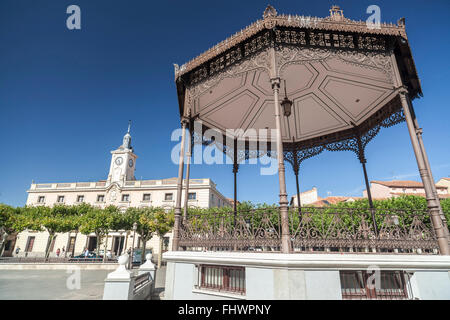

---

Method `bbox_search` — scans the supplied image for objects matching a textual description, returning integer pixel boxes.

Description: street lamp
[129,222,137,269]
[281,80,293,117]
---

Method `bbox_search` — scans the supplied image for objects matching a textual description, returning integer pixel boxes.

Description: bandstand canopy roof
[174,5,421,154]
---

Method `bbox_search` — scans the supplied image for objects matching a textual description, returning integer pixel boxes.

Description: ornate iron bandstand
[172,6,450,255]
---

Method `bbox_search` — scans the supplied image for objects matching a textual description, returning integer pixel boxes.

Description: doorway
[87,236,97,252]
[1,234,17,257]
[113,236,125,256]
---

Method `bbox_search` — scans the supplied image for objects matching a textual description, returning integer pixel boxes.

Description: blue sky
[0,0,449,207]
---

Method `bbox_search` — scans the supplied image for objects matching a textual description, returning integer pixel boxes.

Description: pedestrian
[15,247,20,256]
[56,248,60,257]
[84,247,89,258]
[61,246,66,258]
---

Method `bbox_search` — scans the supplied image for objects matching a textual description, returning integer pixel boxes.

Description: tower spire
[122,120,132,150]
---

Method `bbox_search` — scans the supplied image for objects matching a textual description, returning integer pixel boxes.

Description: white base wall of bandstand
[163,251,450,300]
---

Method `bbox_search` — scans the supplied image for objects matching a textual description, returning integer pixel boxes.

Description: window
[164,193,173,201]
[25,236,35,252]
[4,240,12,251]
[122,194,130,202]
[97,195,105,202]
[77,195,84,203]
[339,270,410,300]
[57,196,65,203]
[38,196,45,203]
[197,265,245,295]
[188,192,196,200]
[67,236,76,253]
[143,194,151,201]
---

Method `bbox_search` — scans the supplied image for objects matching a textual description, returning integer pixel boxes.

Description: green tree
[124,207,156,263]
[79,206,118,259]
[0,204,23,256]
[66,203,93,257]
[27,205,81,259]
[152,209,174,268]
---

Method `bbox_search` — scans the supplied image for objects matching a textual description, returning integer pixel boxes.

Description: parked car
[98,250,113,259]
[69,251,103,261]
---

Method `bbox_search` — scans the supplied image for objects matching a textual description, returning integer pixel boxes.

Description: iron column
[353,129,378,236]
[292,156,301,215]
[172,118,187,251]
[271,77,292,253]
[183,117,193,222]
[407,99,449,241]
[399,89,449,255]
[233,139,238,223]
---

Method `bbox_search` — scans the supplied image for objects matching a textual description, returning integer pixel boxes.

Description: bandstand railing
[178,207,441,254]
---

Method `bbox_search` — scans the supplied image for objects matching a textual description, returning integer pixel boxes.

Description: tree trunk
[72,231,78,257]
[0,230,8,257]
[103,234,108,263]
[158,236,163,269]
[96,234,101,257]
[123,231,129,255]
[0,241,5,257]
[45,232,55,260]
[141,237,147,264]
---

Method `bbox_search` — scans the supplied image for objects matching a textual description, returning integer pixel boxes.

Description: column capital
[270,77,281,89]
[358,153,367,164]
[415,127,423,136]
[396,85,409,96]
[180,116,189,125]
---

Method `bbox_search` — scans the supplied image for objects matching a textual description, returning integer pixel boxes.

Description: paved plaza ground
[0,266,166,300]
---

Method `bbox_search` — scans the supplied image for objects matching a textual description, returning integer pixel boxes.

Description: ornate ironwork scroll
[175,6,408,83]
[178,207,439,253]
[284,145,324,175]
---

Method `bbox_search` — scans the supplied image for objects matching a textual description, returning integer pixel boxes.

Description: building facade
[10,127,230,258]
[290,187,319,207]
[363,180,449,199]
[436,178,450,192]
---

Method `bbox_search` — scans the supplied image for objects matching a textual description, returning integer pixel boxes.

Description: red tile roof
[226,198,240,206]
[310,196,362,207]
[391,193,450,199]
[371,180,447,189]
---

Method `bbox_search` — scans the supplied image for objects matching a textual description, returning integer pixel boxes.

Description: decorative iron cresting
[175,5,407,83]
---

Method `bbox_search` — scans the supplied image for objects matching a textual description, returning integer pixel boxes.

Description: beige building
[290,187,361,207]
[436,178,450,192]
[290,187,319,207]
[363,180,449,199]
[12,127,230,258]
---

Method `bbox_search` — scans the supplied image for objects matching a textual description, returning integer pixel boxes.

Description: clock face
[128,159,134,167]
[115,157,123,165]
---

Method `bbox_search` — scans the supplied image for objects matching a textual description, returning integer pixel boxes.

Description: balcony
[178,207,442,254]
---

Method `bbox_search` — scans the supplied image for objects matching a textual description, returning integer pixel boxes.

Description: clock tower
[107,122,137,186]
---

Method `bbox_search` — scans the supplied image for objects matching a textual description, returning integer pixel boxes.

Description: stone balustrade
[30,178,211,191]
[103,254,154,300]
